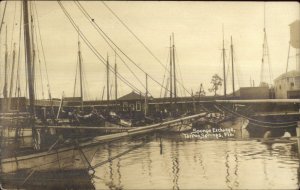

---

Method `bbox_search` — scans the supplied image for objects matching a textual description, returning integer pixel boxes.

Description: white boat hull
[1,144,98,174]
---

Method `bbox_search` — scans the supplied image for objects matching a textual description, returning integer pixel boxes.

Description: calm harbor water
[92,135,300,190]
[1,134,299,189]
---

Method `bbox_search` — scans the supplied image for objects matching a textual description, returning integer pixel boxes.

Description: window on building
[291,82,294,88]
[279,85,281,90]
[136,101,141,111]
[123,102,128,111]
[295,77,300,88]
[130,104,135,111]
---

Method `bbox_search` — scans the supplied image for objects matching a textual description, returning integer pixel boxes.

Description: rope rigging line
[75,1,147,93]
[74,1,152,97]
[215,106,296,129]
[31,7,45,99]
[14,1,23,98]
[4,1,17,98]
[216,103,298,126]
[75,1,185,97]
[9,1,17,55]
[101,1,192,96]
[231,46,241,89]
[82,59,91,100]
[73,56,79,97]
[264,30,273,85]
[58,1,142,95]
[159,51,169,98]
[174,47,186,97]
[248,121,296,129]
[57,1,143,96]
[33,1,53,102]
[0,0,8,34]
[92,140,149,169]
[174,61,183,97]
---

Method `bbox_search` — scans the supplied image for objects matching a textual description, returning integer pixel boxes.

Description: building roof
[289,20,300,27]
[274,70,300,82]
[118,91,145,101]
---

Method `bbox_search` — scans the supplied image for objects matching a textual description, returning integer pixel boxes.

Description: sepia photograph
[0,0,299,189]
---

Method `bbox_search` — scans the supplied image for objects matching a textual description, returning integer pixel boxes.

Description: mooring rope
[216,104,298,128]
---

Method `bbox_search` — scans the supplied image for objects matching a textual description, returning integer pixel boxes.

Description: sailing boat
[0,22,32,148]
[0,0,99,180]
[59,37,106,127]
[163,33,193,133]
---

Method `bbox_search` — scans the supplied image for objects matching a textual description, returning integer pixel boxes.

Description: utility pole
[231,36,235,97]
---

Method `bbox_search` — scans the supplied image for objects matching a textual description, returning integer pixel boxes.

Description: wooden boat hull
[0,144,98,174]
[0,127,32,138]
[1,169,95,189]
[168,121,192,132]
[219,117,250,138]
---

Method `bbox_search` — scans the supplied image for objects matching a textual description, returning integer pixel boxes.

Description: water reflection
[171,141,180,190]
[92,137,299,189]
[224,142,240,190]
[1,170,95,190]
[233,143,239,188]
[4,136,298,189]
[225,148,231,189]
[117,158,122,188]
[193,140,207,180]
[146,142,153,184]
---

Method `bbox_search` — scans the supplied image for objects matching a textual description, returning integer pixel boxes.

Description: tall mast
[230,36,235,97]
[8,43,16,109]
[114,50,117,101]
[169,36,173,101]
[78,37,83,110]
[23,0,35,117]
[172,33,177,104]
[222,25,227,97]
[101,86,105,101]
[3,25,8,98]
[106,54,110,106]
[144,73,148,116]
[31,14,36,100]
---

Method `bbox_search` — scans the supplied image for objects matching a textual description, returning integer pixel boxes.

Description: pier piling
[160,136,163,155]
[297,121,300,156]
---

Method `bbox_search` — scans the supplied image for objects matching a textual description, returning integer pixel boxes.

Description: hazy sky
[0,1,299,100]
